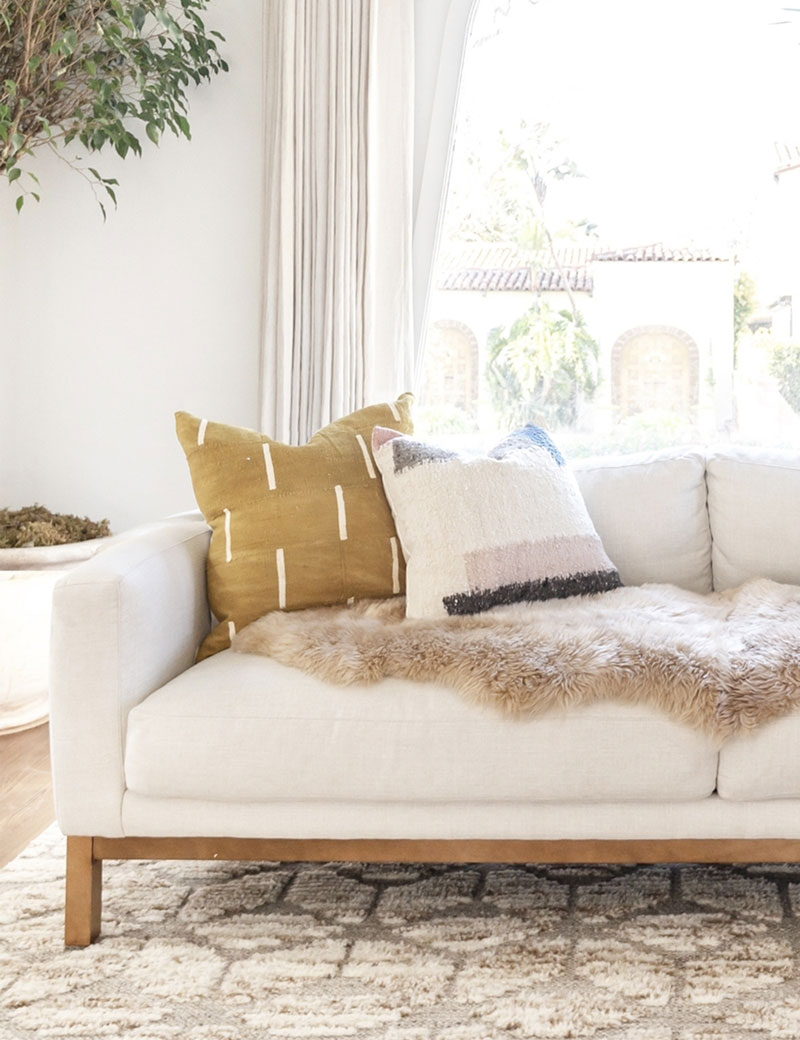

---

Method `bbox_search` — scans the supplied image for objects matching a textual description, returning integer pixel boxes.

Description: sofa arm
[50,515,212,837]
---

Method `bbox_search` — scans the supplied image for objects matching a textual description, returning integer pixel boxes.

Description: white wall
[0,0,463,533]
[0,3,266,532]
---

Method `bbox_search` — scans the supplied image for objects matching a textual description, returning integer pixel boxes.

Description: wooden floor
[0,723,54,868]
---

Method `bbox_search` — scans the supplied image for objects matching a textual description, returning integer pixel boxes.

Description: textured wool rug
[234,578,800,739]
[4,829,800,1038]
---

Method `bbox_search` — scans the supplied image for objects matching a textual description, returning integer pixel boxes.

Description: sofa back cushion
[707,447,800,590]
[572,449,712,593]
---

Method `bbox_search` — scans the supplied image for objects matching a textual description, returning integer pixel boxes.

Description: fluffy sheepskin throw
[232,579,800,740]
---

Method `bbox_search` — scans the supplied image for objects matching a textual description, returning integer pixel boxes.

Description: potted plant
[0,505,113,733]
[1,0,228,214]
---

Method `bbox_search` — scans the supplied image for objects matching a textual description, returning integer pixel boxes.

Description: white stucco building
[422,242,735,450]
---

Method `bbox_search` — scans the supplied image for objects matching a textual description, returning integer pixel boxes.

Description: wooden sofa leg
[65,837,102,947]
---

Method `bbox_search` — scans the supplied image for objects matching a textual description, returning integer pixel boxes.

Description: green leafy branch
[502,121,589,322]
[487,301,600,430]
[770,342,800,415]
[0,0,227,215]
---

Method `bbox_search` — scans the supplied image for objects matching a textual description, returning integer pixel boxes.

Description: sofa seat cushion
[124,651,718,804]
[717,714,800,800]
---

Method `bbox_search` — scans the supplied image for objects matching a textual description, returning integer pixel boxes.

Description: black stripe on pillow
[442,570,624,616]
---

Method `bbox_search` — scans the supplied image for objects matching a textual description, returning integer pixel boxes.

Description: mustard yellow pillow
[176,395,414,659]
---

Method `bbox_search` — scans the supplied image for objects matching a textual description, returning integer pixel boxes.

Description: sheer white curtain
[261,0,414,444]
[411,0,475,366]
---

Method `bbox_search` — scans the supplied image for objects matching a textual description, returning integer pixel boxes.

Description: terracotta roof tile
[591,243,730,262]
[437,265,594,293]
[436,241,729,294]
[438,266,533,292]
[537,267,594,292]
[437,243,593,293]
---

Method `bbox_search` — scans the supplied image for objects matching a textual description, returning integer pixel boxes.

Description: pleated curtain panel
[262,0,415,444]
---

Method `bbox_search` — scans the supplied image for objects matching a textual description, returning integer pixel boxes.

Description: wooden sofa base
[65,835,800,946]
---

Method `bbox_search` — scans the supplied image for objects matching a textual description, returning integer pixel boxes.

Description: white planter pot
[0,537,112,734]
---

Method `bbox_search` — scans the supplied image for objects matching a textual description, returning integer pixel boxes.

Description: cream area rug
[4,829,800,1037]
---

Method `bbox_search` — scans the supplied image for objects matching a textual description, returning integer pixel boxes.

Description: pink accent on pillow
[464,534,610,589]
[372,426,405,450]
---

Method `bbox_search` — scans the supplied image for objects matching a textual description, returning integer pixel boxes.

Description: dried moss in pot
[0,505,111,549]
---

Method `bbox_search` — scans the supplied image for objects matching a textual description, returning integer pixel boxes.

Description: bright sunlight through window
[417,0,800,456]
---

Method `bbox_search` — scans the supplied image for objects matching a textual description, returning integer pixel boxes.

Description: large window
[417,0,800,455]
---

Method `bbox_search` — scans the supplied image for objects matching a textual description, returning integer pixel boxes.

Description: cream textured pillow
[176,395,413,659]
[372,424,622,619]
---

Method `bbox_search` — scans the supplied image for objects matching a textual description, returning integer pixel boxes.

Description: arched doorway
[612,326,699,420]
[420,320,480,425]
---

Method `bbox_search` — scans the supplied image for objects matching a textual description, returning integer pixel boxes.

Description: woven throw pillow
[372,424,622,619]
[177,395,413,659]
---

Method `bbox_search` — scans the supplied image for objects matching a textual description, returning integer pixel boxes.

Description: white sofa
[50,445,800,945]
